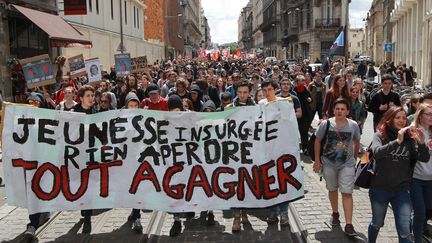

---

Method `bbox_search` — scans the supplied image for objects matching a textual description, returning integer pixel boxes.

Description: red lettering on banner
[129,161,161,194]
[237,166,261,201]
[260,160,279,200]
[88,161,123,197]
[212,167,236,200]
[61,166,89,201]
[31,163,62,201]
[277,154,302,192]
[162,165,185,199]
[12,159,38,170]
[185,165,213,201]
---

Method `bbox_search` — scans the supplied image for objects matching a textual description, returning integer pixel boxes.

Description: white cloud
[201,0,249,45]
[201,0,373,44]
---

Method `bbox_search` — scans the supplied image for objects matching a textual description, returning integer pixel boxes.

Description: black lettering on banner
[113,144,128,161]
[110,117,128,144]
[222,141,239,164]
[191,127,202,142]
[64,145,80,169]
[138,146,161,165]
[86,148,98,164]
[160,144,171,165]
[202,125,212,141]
[265,120,279,142]
[238,121,250,140]
[13,118,36,144]
[237,166,261,201]
[101,146,113,163]
[240,142,253,164]
[171,143,185,165]
[131,115,144,142]
[38,119,59,145]
[64,122,84,145]
[143,118,157,144]
[215,123,226,139]
[129,161,161,194]
[162,164,185,199]
[212,167,236,200]
[254,121,263,141]
[89,122,108,147]
[185,142,202,165]
[31,162,61,201]
[185,165,213,201]
[157,120,169,144]
[175,127,187,142]
[277,154,302,191]
[204,139,220,164]
[260,160,279,199]
[227,120,238,139]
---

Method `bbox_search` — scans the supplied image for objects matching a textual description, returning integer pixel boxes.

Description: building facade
[251,0,263,55]
[144,0,164,43]
[281,0,349,62]
[183,0,201,58]
[391,0,432,86]
[382,0,394,62]
[200,8,211,49]
[238,2,253,51]
[58,0,164,71]
[365,0,384,64]
[164,0,184,59]
[261,0,282,58]
[348,28,365,57]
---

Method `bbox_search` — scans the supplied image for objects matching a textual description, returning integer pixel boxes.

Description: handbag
[308,119,330,161]
[354,144,376,189]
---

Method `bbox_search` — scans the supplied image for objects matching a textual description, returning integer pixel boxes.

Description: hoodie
[168,94,185,111]
[190,84,204,112]
[202,100,216,112]
[231,96,255,107]
[124,92,140,108]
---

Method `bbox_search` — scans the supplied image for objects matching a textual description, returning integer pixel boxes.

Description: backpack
[308,119,330,161]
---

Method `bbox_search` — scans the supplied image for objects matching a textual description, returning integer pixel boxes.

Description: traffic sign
[384,43,393,52]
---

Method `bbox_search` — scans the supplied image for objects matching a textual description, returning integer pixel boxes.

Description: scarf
[296,84,305,93]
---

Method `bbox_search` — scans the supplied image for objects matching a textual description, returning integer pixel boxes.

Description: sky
[201,0,373,45]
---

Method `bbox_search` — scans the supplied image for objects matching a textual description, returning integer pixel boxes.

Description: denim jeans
[270,202,289,215]
[410,178,432,243]
[368,188,413,243]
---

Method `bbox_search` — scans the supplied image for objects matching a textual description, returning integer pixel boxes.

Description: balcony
[283,27,299,40]
[315,18,341,28]
[259,16,279,32]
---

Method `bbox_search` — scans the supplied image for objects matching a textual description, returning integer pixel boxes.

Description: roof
[12,4,92,48]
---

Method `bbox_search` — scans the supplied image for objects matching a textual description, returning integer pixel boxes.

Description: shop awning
[12,4,92,48]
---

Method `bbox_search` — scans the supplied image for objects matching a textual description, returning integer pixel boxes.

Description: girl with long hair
[322,74,350,119]
[368,106,429,243]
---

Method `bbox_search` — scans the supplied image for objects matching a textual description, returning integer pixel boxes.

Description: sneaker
[24,225,36,236]
[280,214,289,227]
[132,219,143,233]
[82,217,91,234]
[232,217,241,233]
[330,212,340,226]
[266,213,279,224]
[344,224,357,237]
[169,220,182,237]
[207,212,215,226]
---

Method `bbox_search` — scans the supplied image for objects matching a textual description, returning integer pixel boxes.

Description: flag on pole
[329,30,344,56]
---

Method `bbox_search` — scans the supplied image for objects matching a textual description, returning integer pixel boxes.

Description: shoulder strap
[323,119,331,139]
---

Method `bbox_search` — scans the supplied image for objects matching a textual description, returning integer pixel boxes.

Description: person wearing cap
[140,83,168,111]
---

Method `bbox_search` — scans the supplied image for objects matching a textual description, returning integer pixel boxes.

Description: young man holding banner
[72,85,97,233]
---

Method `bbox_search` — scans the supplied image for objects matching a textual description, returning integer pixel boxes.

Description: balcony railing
[315,18,341,28]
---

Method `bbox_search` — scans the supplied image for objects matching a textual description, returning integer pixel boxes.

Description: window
[357,42,360,47]
[133,6,136,28]
[349,42,351,47]
[124,1,127,25]
[96,0,99,14]
[111,0,114,19]
[137,8,139,29]
[88,0,92,12]
[353,34,357,38]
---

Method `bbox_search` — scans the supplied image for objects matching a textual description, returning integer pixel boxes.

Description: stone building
[391,0,432,86]
[58,0,164,71]
[238,2,253,51]
[144,0,164,43]
[182,0,201,58]
[200,8,211,49]
[0,0,91,100]
[365,0,384,64]
[164,0,184,59]
[348,28,365,57]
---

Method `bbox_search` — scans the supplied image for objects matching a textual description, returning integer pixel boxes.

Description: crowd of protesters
[4,56,431,242]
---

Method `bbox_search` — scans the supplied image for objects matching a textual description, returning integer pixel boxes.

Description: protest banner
[115,53,131,77]
[20,54,55,89]
[1,102,303,214]
[130,56,148,73]
[85,58,102,84]
[68,54,87,78]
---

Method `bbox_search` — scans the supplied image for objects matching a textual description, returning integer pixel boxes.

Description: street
[0,112,412,243]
